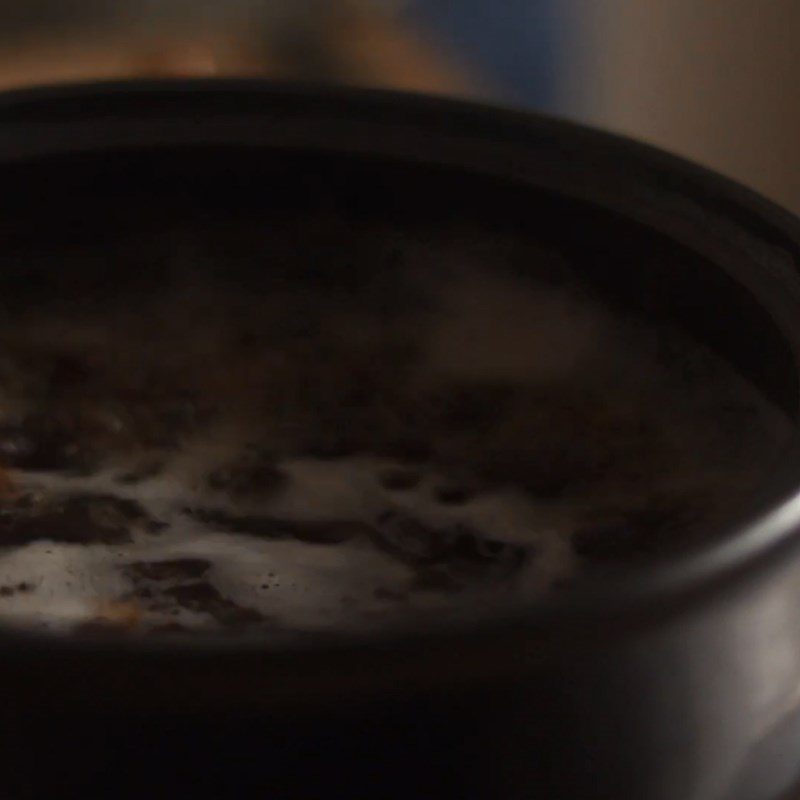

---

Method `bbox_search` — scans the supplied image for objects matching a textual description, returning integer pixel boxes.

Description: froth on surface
[0,217,791,639]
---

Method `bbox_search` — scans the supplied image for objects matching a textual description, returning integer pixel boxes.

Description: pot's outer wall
[7,571,800,800]
[0,81,798,799]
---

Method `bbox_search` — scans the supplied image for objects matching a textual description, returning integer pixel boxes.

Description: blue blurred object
[406,0,563,110]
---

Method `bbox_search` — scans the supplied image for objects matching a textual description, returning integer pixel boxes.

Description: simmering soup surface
[0,212,790,638]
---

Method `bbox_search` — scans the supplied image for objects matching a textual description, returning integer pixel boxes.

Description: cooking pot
[0,80,799,800]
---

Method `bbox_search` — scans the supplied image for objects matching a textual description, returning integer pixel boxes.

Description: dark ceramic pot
[0,81,799,800]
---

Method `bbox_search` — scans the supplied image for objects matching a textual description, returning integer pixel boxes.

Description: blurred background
[1,0,797,213]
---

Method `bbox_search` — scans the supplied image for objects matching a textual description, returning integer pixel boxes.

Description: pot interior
[0,145,794,640]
